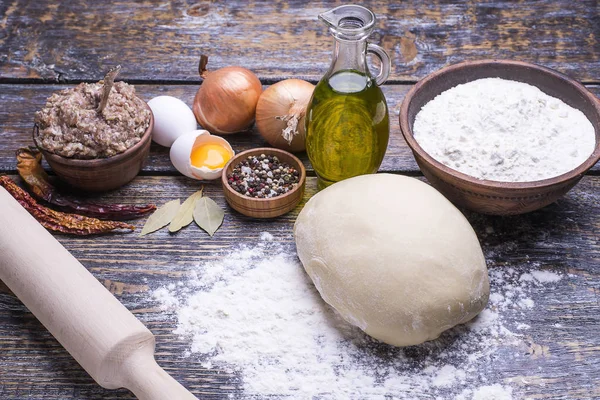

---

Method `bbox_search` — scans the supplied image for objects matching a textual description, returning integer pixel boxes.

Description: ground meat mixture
[34,81,151,159]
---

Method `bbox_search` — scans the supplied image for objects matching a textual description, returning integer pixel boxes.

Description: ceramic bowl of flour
[400,59,600,215]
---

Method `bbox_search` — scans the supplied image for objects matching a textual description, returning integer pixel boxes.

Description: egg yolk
[190,144,231,169]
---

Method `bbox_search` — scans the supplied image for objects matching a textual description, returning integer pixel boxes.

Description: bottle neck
[328,37,369,76]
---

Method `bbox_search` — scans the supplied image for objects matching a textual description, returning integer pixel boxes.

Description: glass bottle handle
[367,43,390,86]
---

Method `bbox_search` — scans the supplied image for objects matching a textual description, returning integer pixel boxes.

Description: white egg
[148,96,197,147]
[170,130,235,180]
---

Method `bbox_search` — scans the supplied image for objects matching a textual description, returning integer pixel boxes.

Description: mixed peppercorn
[227,154,300,198]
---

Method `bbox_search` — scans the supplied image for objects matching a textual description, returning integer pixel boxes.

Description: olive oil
[306,69,389,189]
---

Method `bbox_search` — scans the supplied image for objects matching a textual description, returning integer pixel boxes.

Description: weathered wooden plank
[1,1,599,83]
[0,83,418,173]
[1,83,599,175]
[0,174,599,399]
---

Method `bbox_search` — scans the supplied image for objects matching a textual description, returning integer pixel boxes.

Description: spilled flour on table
[152,233,563,399]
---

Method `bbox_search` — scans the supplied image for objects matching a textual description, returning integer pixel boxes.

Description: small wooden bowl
[38,104,154,192]
[400,60,600,215]
[221,148,306,218]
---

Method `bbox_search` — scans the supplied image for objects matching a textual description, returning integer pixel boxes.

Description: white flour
[152,234,564,399]
[413,78,596,182]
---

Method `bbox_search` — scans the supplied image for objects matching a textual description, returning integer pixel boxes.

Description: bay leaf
[168,188,204,233]
[193,196,224,236]
[140,199,180,236]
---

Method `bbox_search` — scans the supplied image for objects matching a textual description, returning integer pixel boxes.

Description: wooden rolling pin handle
[120,348,198,400]
[0,187,198,399]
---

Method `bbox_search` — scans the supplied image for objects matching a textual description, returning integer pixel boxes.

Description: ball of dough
[294,174,489,347]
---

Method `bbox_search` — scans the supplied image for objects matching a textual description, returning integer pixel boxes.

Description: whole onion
[193,55,262,134]
[255,79,314,153]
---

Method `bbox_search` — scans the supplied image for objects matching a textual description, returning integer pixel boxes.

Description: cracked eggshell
[169,130,235,180]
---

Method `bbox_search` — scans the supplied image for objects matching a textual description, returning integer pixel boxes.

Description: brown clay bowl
[37,104,154,192]
[400,59,600,215]
[221,148,306,218]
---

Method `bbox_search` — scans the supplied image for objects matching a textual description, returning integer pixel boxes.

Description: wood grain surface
[0,83,420,173]
[1,0,600,83]
[0,175,599,399]
[1,0,600,399]
[0,83,599,175]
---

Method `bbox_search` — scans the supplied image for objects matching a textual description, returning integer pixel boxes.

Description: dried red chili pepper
[16,147,156,220]
[0,176,134,235]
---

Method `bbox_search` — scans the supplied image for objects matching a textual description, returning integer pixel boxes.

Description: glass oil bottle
[306,5,391,190]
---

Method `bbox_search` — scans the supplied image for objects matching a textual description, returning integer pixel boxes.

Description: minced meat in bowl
[34,81,151,159]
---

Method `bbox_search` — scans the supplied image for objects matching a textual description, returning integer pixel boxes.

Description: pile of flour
[152,233,565,399]
[413,78,596,182]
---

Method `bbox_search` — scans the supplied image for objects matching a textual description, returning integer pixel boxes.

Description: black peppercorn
[226,154,300,198]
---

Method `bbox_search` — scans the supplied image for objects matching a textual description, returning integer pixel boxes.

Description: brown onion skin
[193,66,262,134]
[255,79,314,153]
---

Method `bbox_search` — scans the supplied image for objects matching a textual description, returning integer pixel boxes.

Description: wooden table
[0,1,599,399]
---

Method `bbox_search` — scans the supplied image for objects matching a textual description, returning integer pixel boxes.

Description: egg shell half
[148,96,197,147]
[170,130,235,180]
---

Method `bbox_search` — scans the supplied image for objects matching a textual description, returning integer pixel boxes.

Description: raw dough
[294,174,489,346]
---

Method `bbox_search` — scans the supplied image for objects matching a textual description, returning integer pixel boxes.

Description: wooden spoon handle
[97,65,121,114]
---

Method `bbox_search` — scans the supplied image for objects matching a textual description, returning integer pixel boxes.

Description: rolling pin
[0,187,198,400]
